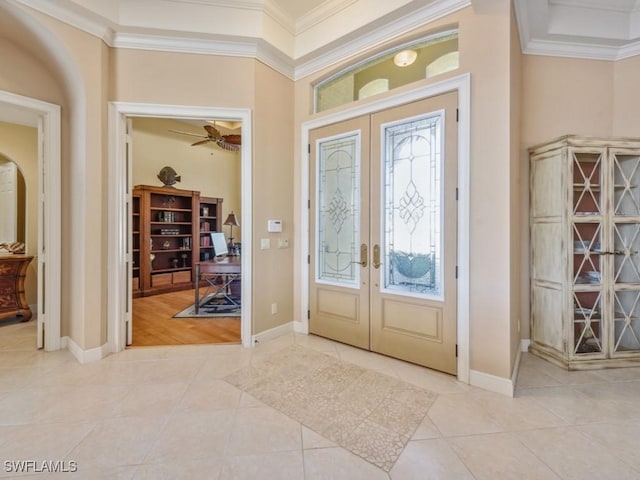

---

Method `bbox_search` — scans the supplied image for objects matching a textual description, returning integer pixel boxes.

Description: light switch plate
[261,238,271,249]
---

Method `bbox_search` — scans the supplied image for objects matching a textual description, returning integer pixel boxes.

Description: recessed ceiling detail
[514,0,640,60]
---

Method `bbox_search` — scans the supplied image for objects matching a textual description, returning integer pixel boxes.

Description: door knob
[351,243,367,267]
[373,244,382,269]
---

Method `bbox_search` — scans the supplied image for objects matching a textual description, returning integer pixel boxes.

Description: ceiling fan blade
[216,139,241,151]
[169,129,208,138]
[191,139,211,146]
[221,134,241,145]
[203,125,221,138]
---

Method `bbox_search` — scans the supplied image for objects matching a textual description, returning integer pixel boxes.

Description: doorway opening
[129,117,243,346]
[108,103,253,353]
[0,90,62,351]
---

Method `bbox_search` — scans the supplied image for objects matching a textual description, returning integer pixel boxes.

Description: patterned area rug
[173,294,241,318]
[224,345,437,471]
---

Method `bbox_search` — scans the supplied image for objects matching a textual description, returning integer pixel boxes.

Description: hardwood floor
[131,289,240,347]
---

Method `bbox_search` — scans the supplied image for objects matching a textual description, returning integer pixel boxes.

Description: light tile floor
[1,319,640,479]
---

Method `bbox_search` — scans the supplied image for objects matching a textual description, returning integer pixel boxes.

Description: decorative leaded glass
[383,113,443,298]
[316,133,360,285]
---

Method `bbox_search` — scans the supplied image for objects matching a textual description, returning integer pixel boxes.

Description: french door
[309,92,458,374]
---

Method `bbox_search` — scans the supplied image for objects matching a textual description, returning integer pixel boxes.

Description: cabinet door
[571,148,605,357]
[610,149,640,356]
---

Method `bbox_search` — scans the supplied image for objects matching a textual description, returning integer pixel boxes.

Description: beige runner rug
[224,345,437,471]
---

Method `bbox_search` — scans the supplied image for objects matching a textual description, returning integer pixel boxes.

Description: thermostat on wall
[267,220,282,233]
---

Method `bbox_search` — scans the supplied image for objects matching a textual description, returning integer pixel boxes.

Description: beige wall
[131,117,242,240]
[0,122,38,305]
[253,61,295,333]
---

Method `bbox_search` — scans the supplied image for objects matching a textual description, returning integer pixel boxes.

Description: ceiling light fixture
[393,49,417,67]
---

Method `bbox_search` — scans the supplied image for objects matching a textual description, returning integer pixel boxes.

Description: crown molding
[13,0,115,42]
[296,0,357,34]
[523,38,640,62]
[111,31,258,57]
[11,0,471,82]
[293,0,470,80]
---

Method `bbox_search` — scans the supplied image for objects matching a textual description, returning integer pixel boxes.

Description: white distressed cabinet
[530,136,640,369]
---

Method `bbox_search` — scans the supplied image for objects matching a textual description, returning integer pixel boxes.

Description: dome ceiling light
[393,49,417,67]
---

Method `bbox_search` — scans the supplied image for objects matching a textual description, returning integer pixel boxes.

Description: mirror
[0,157,26,245]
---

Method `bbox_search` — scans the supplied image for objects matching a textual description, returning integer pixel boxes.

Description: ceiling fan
[169,124,242,151]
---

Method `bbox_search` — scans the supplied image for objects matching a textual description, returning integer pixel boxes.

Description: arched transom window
[314,30,459,113]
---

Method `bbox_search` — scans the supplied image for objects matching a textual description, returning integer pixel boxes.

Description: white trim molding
[470,368,515,397]
[65,337,109,364]
[298,73,471,385]
[253,321,295,345]
[107,102,253,353]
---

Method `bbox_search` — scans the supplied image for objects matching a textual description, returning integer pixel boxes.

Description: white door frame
[107,102,253,352]
[298,74,471,383]
[0,90,62,351]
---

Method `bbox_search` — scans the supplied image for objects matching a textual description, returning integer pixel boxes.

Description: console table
[194,257,241,314]
[0,254,34,322]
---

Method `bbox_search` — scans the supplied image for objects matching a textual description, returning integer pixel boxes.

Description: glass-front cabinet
[530,136,640,369]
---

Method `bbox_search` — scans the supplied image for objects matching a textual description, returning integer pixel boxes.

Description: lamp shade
[224,212,240,227]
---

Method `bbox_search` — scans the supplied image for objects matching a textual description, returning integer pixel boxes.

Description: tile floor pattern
[0,319,639,478]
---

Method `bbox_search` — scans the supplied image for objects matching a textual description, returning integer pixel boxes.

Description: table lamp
[224,211,240,255]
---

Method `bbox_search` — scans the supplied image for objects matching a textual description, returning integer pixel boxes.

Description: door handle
[373,244,382,269]
[351,243,367,267]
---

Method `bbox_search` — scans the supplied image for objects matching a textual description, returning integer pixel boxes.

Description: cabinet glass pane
[573,291,603,354]
[316,133,360,285]
[383,113,442,298]
[613,154,640,216]
[613,223,640,284]
[572,152,603,216]
[572,223,602,285]
[613,290,640,353]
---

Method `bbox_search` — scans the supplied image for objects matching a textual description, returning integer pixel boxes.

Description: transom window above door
[314,30,459,113]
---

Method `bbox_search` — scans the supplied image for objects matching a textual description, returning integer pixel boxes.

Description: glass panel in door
[383,115,442,298]
[572,151,603,216]
[317,133,361,286]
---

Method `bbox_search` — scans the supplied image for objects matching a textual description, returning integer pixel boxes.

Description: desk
[194,257,241,314]
[0,254,34,322]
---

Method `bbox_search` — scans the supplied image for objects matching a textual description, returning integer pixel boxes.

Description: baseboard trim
[521,338,531,352]
[469,369,515,397]
[252,321,294,345]
[510,346,523,394]
[64,336,108,364]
